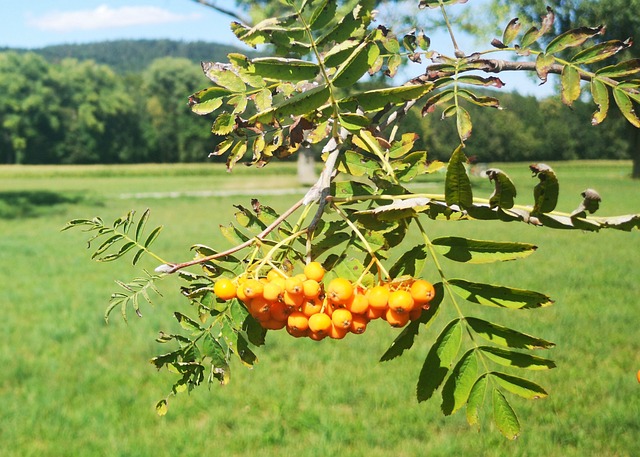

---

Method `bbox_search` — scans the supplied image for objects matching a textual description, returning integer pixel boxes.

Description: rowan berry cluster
[213,262,436,341]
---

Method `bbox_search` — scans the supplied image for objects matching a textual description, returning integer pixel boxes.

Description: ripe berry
[308,312,332,335]
[367,285,390,310]
[326,277,354,304]
[331,308,353,329]
[410,279,436,304]
[213,278,237,301]
[388,290,415,313]
[304,261,325,282]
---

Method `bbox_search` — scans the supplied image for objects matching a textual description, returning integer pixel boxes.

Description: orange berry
[286,276,304,294]
[388,290,415,313]
[327,277,354,304]
[301,297,323,317]
[249,297,271,321]
[328,323,348,339]
[287,326,309,338]
[410,279,436,304]
[267,268,284,282]
[308,312,332,334]
[262,280,283,302]
[213,278,237,301]
[385,308,410,327]
[367,285,390,310]
[302,279,321,299]
[269,301,291,322]
[243,279,264,299]
[287,311,309,332]
[350,314,368,334]
[346,293,369,314]
[331,308,353,329]
[637,369,640,384]
[304,261,325,282]
[283,290,304,309]
[285,276,304,295]
[308,330,327,341]
[261,319,286,330]
[367,305,386,320]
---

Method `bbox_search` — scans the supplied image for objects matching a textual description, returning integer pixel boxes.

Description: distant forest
[0,39,632,165]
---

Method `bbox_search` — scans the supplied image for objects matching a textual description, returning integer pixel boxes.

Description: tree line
[0,40,633,165]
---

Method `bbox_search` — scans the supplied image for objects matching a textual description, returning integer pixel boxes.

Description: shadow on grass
[0,191,88,219]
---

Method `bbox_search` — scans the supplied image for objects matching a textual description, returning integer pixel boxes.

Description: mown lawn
[0,161,638,457]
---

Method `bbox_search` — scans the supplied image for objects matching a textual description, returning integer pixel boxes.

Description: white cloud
[28,5,201,32]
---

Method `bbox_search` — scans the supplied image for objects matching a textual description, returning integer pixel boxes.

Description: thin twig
[157,197,306,274]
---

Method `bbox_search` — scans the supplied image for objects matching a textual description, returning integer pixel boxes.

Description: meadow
[0,161,638,457]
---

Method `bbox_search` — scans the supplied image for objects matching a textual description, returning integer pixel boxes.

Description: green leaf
[502,18,521,46]
[144,226,163,248]
[432,237,537,264]
[545,26,604,55]
[561,65,581,107]
[174,312,203,333]
[333,149,379,177]
[571,39,633,65]
[492,388,520,440]
[332,41,373,88]
[466,374,488,429]
[456,106,472,142]
[466,317,555,350]
[212,113,236,135]
[309,0,337,30]
[491,372,548,399]
[202,333,227,367]
[251,84,330,123]
[590,79,609,126]
[389,244,428,277]
[202,62,247,92]
[535,53,556,84]
[91,234,123,259]
[441,349,479,415]
[219,223,249,246]
[416,319,462,402]
[250,57,320,82]
[191,98,223,115]
[445,145,472,209]
[450,279,552,309]
[486,168,517,209]
[613,87,640,128]
[480,346,556,370]
[343,84,434,112]
[530,163,559,214]
[156,399,168,416]
[596,58,640,78]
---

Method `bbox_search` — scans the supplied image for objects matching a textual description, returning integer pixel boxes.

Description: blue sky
[0,1,553,96]
[0,1,242,49]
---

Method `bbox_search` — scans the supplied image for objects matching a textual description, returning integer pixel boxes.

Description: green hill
[1,39,254,73]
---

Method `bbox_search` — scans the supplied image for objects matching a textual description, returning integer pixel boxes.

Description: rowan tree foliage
[65,0,640,439]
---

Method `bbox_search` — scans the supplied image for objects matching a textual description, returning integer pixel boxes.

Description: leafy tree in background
[142,57,216,162]
[0,52,59,164]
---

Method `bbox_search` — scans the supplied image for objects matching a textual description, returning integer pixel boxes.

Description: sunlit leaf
[432,237,537,264]
[492,388,520,440]
[416,319,462,402]
[441,349,478,415]
[466,374,488,429]
[450,279,552,309]
[590,79,609,125]
[491,372,548,399]
[596,58,640,78]
[466,317,555,349]
[561,65,581,106]
[613,87,640,128]
[571,39,633,65]
[502,18,521,46]
[545,26,604,55]
[445,145,472,209]
[480,347,556,370]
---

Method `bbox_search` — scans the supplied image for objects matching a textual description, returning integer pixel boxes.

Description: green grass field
[1,161,638,457]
